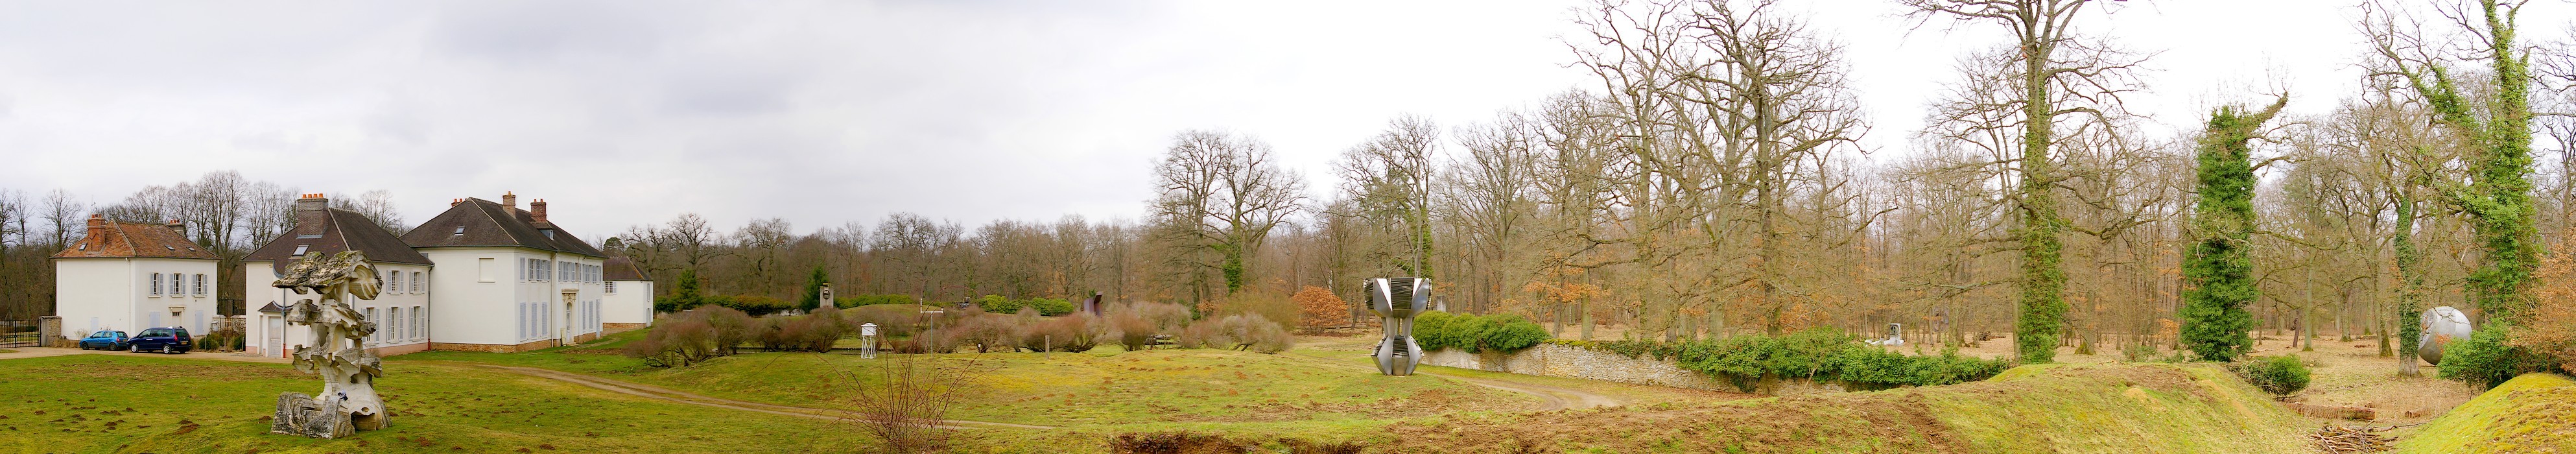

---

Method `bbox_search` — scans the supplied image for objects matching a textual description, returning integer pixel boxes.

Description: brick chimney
[165,219,186,235]
[502,191,517,208]
[85,214,105,241]
[450,198,462,207]
[294,193,327,211]
[530,199,548,222]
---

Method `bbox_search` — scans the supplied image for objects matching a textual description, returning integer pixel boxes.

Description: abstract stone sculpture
[2418,305,2474,366]
[1366,278,1430,376]
[269,250,390,438]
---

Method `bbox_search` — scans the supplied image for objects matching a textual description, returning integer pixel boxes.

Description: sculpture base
[272,392,389,438]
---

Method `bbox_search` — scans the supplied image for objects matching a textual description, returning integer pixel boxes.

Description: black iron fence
[0,319,38,348]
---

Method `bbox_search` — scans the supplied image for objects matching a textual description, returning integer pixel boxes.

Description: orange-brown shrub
[1291,286,1351,331]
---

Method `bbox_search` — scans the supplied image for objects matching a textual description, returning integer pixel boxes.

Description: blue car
[126,326,193,354]
[78,330,130,350]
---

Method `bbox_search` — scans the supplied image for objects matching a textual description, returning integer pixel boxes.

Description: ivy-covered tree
[2180,97,2285,362]
[2365,0,2542,322]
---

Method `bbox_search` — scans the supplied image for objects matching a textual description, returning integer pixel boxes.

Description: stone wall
[38,316,62,347]
[1419,343,1845,396]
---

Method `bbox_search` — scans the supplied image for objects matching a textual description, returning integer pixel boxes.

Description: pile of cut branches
[2307,424,2398,453]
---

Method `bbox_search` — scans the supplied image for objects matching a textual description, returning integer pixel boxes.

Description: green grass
[399,339,1539,427]
[0,354,865,454]
[1381,363,2308,453]
[2396,373,2576,453]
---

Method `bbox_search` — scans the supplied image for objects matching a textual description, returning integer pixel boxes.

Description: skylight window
[292,245,309,255]
[296,234,323,239]
[453,226,466,235]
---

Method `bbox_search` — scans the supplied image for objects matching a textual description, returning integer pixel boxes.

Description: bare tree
[1902,0,2141,363]
[842,354,975,454]
[1148,130,1307,296]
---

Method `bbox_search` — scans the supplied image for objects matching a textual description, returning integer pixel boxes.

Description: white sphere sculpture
[2418,305,2474,365]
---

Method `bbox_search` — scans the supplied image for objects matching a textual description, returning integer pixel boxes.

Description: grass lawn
[0,354,866,454]
[1378,363,2310,453]
[2395,373,2576,453]
[396,331,1541,428]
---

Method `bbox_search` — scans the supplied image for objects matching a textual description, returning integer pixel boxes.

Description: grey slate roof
[245,207,434,272]
[399,197,605,257]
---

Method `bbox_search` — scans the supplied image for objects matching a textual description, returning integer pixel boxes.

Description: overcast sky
[3,1,2567,241]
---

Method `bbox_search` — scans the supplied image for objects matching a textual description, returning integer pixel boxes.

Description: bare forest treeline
[5,0,2573,358]
[0,171,403,319]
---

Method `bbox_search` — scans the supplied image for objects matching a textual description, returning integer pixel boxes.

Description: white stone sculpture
[270,250,390,438]
[2418,305,2474,366]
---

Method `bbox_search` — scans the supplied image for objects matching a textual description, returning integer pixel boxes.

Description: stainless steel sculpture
[2418,305,2475,366]
[270,250,390,438]
[1366,278,1430,376]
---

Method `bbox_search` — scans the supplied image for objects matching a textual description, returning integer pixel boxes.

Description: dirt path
[456,363,1054,430]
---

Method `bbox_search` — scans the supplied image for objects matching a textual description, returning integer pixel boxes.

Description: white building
[53,215,223,343]
[239,192,614,355]
[243,194,438,358]
[601,257,655,330]
[397,193,608,352]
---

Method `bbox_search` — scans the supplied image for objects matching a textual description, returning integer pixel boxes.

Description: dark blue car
[78,330,130,350]
[126,326,192,354]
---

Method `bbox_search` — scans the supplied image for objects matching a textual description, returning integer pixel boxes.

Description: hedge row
[656,294,796,316]
[974,295,1078,317]
[1672,329,2012,391]
[1412,312,1550,353]
[833,294,921,307]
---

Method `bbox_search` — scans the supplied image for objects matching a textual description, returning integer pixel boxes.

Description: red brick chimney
[531,199,548,222]
[85,214,105,241]
[502,191,517,209]
[165,219,186,235]
[294,193,327,212]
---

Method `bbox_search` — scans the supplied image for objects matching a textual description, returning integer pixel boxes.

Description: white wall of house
[56,257,219,343]
[603,279,655,327]
[243,261,434,357]
[418,247,604,349]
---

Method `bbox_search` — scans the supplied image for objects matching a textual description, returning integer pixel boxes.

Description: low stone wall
[1419,343,1843,396]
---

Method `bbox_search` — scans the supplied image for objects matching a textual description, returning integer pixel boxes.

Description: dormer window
[543,229,555,239]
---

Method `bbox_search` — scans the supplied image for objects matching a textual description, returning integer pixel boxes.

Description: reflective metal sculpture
[270,250,390,438]
[1366,278,1430,376]
[2418,305,2474,366]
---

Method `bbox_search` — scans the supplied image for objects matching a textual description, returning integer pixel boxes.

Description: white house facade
[52,215,222,344]
[601,257,655,330]
[239,192,615,355]
[400,194,608,352]
[242,194,438,358]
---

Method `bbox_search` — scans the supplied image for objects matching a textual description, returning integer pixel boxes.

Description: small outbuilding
[53,215,222,344]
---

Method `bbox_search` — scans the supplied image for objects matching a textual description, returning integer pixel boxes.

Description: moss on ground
[2396,373,2576,453]
[1381,363,2306,453]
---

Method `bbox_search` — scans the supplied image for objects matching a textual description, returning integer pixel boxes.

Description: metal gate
[0,320,38,348]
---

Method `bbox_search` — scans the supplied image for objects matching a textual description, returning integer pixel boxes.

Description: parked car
[78,330,130,350]
[127,326,193,354]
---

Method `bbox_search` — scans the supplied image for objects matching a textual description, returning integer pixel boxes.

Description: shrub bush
[835,294,919,308]
[1413,313,1553,353]
[1179,314,1292,353]
[2439,324,2554,389]
[1667,328,2013,392]
[2230,355,2313,396]
[707,294,795,317]
[950,314,1022,353]
[1291,286,1351,332]
[840,304,927,337]
[628,309,723,367]
[702,306,755,355]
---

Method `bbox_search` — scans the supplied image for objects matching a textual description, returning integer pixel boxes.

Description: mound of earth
[2395,373,2576,453]
[1376,363,2306,453]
